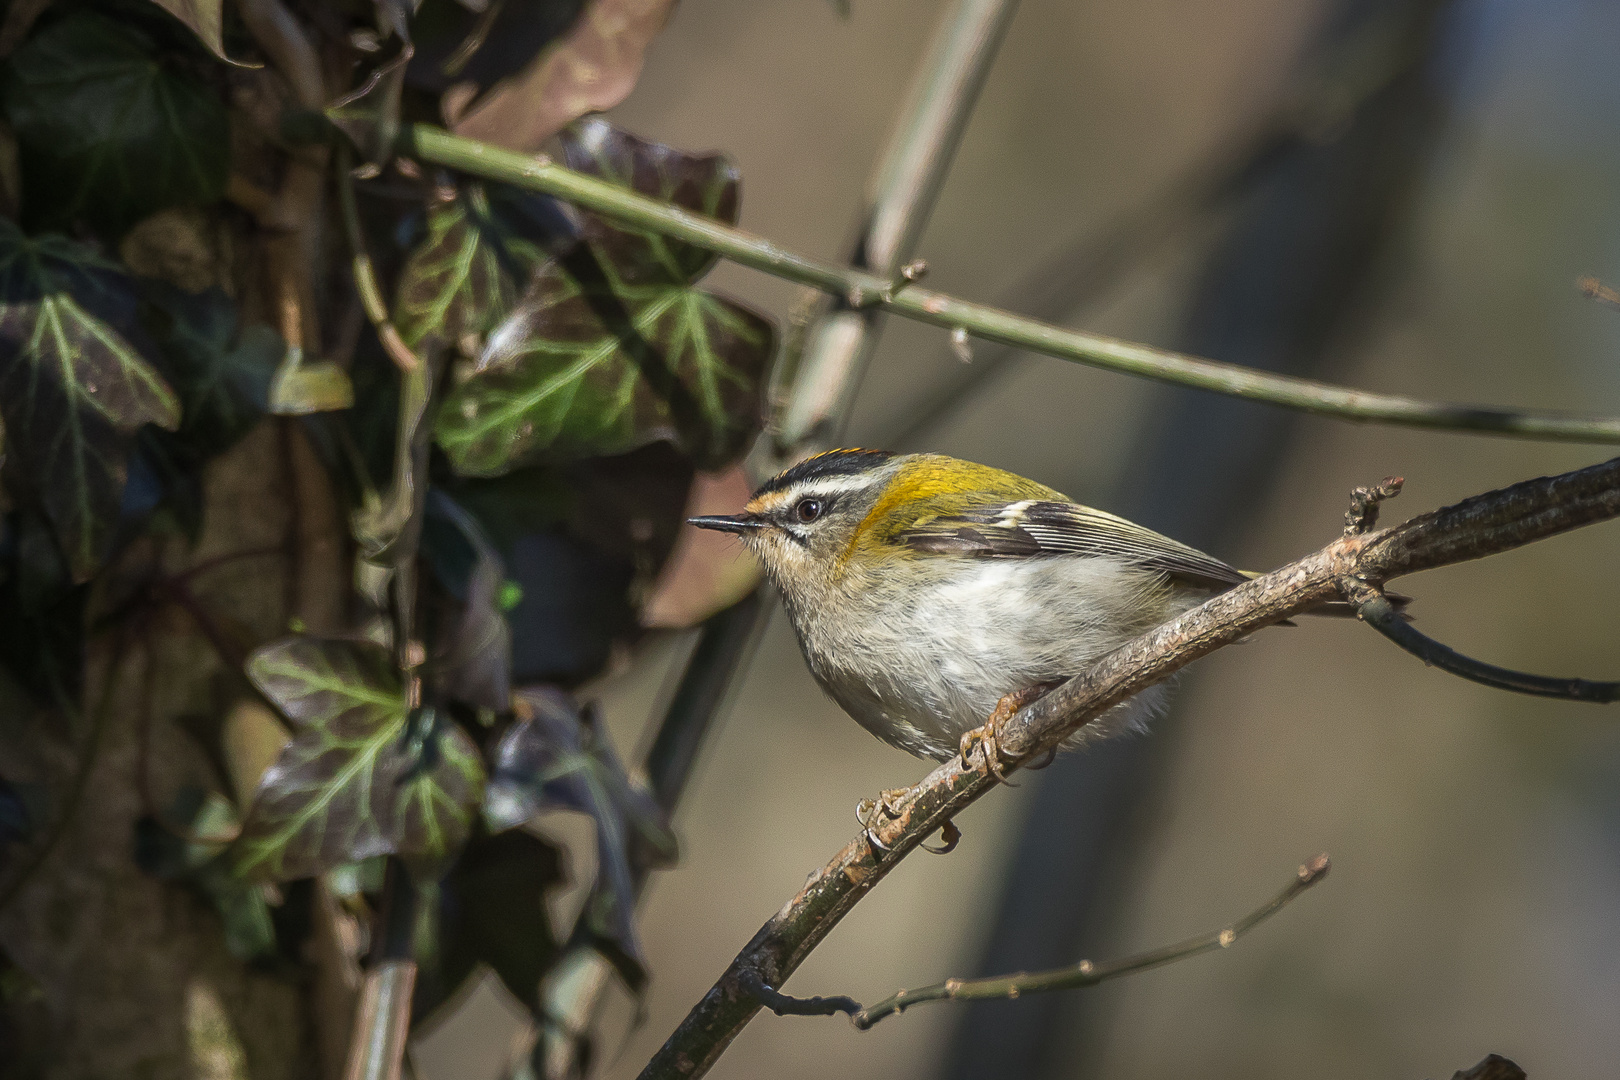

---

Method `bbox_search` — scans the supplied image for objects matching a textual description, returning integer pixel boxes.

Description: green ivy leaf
[0,222,181,580]
[435,258,771,473]
[394,186,551,353]
[235,638,486,882]
[486,687,675,991]
[266,353,355,415]
[430,123,771,473]
[3,10,230,237]
[560,117,740,285]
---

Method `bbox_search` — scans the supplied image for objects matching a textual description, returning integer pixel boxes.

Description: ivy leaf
[144,0,230,62]
[3,10,230,237]
[266,353,355,415]
[431,124,770,472]
[122,288,276,540]
[0,507,87,702]
[421,490,512,712]
[486,687,675,990]
[560,117,740,285]
[393,186,557,355]
[444,443,693,686]
[436,828,564,1014]
[0,223,181,580]
[235,638,486,882]
[435,257,772,472]
[140,284,278,455]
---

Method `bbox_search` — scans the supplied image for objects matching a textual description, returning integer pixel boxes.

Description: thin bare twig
[636,455,1620,1080]
[737,970,860,1019]
[1578,275,1620,309]
[1343,579,1620,702]
[1344,476,1405,536]
[852,854,1330,1029]
[401,123,1620,447]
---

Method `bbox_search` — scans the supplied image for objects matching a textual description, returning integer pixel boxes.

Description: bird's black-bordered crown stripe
[753,448,896,499]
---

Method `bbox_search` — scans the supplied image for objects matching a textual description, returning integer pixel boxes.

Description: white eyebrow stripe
[786,474,886,499]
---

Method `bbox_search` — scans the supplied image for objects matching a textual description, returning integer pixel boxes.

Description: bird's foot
[921,819,962,855]
[855,788,913,852]
[856,790,960,856]
[957,683,1058,782]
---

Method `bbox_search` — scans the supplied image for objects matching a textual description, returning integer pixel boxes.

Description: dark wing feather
[896,500,1247,592]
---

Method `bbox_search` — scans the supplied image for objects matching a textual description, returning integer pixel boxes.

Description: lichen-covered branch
[636,454,1620,1080]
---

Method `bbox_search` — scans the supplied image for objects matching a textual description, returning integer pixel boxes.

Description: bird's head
[687,449,903,591]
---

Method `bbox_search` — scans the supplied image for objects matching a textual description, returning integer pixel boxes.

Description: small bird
[689,449,1275,768]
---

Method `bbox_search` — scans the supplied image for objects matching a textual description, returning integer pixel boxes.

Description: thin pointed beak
[687,513,765,535]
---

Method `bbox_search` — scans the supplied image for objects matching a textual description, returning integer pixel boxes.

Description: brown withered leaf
[449,0,678,152]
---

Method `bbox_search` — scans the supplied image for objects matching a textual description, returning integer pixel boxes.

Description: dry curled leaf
[640,465,762,629]
[448,0,678,151]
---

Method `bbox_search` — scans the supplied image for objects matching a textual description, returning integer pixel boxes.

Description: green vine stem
[396,122,1620,446]
[336,142,421,374]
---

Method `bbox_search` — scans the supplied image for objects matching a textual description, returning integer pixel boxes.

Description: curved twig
[1343,579,1620,702]
[401,123,1620,447]
[737,969,860,1019]
[852,854,1329,1029]
[335,142,420,373]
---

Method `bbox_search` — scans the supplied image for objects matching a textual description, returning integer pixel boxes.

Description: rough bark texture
[0,415,349,1078]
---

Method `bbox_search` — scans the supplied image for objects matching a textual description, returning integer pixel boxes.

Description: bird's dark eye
[794,497,823,523]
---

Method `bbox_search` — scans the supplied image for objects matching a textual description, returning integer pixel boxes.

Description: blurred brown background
[410,1,1620,1077]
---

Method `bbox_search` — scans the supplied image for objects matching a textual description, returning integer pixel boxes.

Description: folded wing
[894,499,1248,593]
